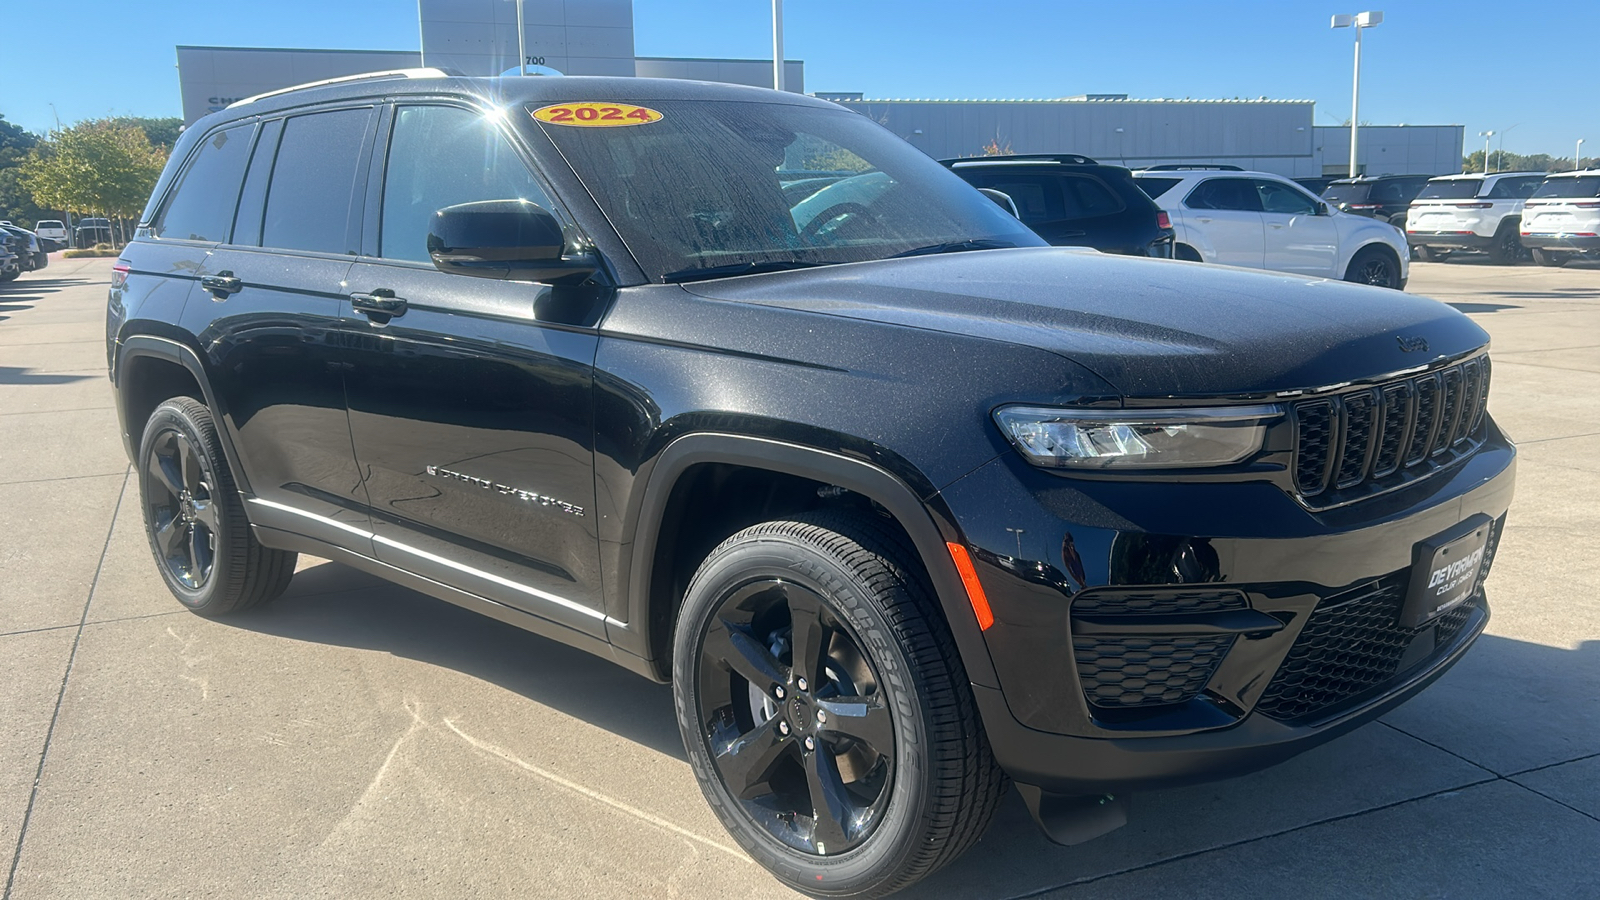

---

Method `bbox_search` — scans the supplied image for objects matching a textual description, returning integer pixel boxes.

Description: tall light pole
[1332,11,1382,178]
[772,0,785,92]
[1479,131,1494,173]
[515,0,526,76]
[1579,139,1587,171]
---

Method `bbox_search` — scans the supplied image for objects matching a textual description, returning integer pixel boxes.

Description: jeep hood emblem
[1396,335,1430,353]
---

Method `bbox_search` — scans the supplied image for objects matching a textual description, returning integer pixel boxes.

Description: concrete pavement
[1,256,1596,899]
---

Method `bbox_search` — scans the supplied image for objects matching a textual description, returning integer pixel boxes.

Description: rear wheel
[673,511,1004,898]
[1174,243,1203,262]
[1415,246,1451,262]
[138,397,296,616]
[1530,248,1570,268]
[1486,223,1524,265]
[1345,246,1403,289]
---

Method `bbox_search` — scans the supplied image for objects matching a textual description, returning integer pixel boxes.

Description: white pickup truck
[33,219,69,250]
[1405,172,1545,264]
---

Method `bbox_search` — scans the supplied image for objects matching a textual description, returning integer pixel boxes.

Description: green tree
[0,113,47,226]
[111,116,184,151]
[20,119,167,239]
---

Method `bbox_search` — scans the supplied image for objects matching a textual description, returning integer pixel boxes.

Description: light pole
[1579,139,1587,171]
[515,0,526,76]
[1332,11,1382,178]
[772,0,785,92]
[1479,131,1494,173]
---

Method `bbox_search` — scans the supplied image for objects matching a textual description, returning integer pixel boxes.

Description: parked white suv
[1405,172,1544,264]
[1133,169,1409,289]
[1520,170,1600,267]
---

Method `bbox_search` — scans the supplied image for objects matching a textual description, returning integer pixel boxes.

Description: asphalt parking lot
[2,255,1597,899]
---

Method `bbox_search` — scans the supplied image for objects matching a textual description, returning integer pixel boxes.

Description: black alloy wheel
[1346,247,1401,289]
[145,427,220,589]
[1487,225,1525,265]
[696,577,895,856]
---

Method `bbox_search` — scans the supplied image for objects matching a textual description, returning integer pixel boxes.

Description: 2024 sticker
[532,103,663,127]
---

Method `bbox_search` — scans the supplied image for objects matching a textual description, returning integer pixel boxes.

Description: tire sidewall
[138,401,233,612]
[672,536,931,895]
[1348,246,1400,289]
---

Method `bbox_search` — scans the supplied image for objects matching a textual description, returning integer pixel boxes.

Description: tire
[138,397,296,616]
[1486,222,1524,265]
[1174,243,1203,262]
[672,511,1005,898]
[1415,246,1451,262]
[1344,246,1403,289]
[1530,248,1569,268]
[0,268,17,282]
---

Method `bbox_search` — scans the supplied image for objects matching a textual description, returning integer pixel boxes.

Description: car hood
[683,248,1486,398]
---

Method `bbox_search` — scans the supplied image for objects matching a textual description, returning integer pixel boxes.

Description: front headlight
[993,404,1282,469]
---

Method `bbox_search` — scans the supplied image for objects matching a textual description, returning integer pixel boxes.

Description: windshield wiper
[660,260,837,283]
[889,239,1017,259]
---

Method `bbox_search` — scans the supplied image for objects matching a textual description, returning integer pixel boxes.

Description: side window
[261,108,372,254]
[153,124,254,242]
[230,118,283,248]
[1186,178,1261,212]
[1058,175,1124,220]
[1370,181,1406,203]
[1256,180,1318,216]
[1487,177,1541,200]
[970,173,1061,225]
[380,105,558,263]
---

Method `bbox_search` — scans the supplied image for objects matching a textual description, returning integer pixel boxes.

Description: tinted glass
[1256,180,1318,215]
[534,100,1040,280]
[1185,178,1261,211]
[1417,180,1482,200]
[381,106,558,262]
[963,172,1061,224]
[1321,183,1368,203]
[231,118,283,248]
[1133,176,1182,200]
[1368,180,1418,203]
[1531,176,1600,199]
[154,125,253,242]
[1059,175,1124,219]
[1486,177,1542,200]
[261,108,371,254]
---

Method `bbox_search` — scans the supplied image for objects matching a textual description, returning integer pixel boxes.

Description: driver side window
[380,105,559,263]
[1256,180,1318,216]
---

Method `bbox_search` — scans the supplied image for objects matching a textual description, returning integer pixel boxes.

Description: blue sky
[2,0,1594,158]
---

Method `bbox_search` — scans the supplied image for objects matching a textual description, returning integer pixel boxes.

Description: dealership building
[175,0,1462,179]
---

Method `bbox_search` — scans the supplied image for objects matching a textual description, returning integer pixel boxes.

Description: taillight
[111,261,130,290]
[1575,202,1600,209]
[1156,210,1172,230]
[1454,202,1493,209]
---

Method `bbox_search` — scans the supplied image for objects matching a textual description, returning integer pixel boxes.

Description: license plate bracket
[1401,515,1493,629]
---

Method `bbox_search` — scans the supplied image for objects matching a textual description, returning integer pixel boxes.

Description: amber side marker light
[946,542,995,631]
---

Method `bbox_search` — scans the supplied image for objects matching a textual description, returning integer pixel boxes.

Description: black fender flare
[613,432,1001,689]
[115,334,252,496]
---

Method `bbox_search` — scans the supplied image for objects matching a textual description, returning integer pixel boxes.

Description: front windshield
[531,100,1042,281]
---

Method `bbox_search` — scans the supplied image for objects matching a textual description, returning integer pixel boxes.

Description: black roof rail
[940,153,1099,167]
[1140,164,1244,171]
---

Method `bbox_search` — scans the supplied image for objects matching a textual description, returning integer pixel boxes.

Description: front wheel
[1345,246,1403,289]
[1530,248,1570,268]
[673,512,1005,898]
[1486,223,1525,265]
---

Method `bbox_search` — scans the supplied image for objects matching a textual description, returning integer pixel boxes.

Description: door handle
[200,271,242,297]
[1196,217,1213,223]
[350,289,407,319]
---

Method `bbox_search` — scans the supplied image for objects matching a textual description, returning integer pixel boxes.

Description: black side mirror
[977,188,1020,218]
[1318,202,1332,216]
[428,199,599,284]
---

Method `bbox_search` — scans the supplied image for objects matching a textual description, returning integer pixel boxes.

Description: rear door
[180,106,377,548]
[340,101,609,635]
[1182,177,1264,268]
[1256,178,1340,277]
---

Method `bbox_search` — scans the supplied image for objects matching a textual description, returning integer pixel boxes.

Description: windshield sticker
[532,103,663,127]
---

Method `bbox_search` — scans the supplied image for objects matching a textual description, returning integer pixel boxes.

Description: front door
[1256,179,1340,278]
[340,102,609,635]
[1182,177,1265,268]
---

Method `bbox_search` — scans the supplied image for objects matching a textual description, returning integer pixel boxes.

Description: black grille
[1074,634,1234,708]
[1293,355,1490,503]
[1256,517,1501,722]
[1071,589,1247,617]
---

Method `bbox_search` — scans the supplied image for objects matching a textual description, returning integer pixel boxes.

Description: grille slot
[1293,355,1488,505]
[1071,589,1247,617]
[1074,634,1234,708]
[1256,516,1501,722]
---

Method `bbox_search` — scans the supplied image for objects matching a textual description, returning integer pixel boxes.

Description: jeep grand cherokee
[107,72,1515,898]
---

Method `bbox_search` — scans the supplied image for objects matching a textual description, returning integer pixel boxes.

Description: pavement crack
[3,468,130,900]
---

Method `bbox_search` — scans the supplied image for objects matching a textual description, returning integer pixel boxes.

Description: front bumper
[1407,230,1494,251]
[938,422,1515,794]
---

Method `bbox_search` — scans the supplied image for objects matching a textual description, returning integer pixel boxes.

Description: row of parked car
[0,221,51,282]
[943,156,1598,288]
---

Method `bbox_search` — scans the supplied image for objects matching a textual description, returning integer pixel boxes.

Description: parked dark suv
[945,154,1175,256]
[1322,174,1433,228]
[109,72,1515,898]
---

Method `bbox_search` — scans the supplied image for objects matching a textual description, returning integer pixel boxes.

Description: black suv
[1322,174,1433,227]
[943,155,1175,257]
[109,73,1515,898]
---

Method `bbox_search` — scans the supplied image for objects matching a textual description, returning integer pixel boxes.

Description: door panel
[1182,178,1264,268]
[341,263,608,633]
[1256,179,1340,277]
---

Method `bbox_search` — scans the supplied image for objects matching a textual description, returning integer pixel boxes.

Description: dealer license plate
[1401,516,1493,629]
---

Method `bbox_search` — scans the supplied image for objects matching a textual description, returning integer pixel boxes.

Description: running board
[1015,785,1129,846]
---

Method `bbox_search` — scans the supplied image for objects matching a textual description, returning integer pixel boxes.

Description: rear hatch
[1521,174,1600,236]
[1407,178,1487,234]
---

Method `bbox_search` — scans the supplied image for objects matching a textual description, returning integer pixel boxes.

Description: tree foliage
[1462,149,1597,174]
[20,119,167,219]
[110,116,184,151]
[0,113,48,226]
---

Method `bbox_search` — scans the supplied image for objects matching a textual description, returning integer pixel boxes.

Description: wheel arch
[616,433,1001,690]
[115,334,252,496]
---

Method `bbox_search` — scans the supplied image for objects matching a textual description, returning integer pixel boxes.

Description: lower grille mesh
[1074,634,1234,708]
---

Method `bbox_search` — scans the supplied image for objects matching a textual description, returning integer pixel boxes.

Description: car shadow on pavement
[228,559,687,761]
[0,365,97,386]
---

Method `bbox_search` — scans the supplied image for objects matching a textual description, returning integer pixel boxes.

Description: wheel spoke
[786,589,830,688]
[154,516,186,558]
[804,746,854,852]
[186,527,203,575]
[191,497,219,532]
[703,619,785,692]
[817,695,893,753]
[714,716,791,800]
[176,434,199,493]
[148,450,182,499]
